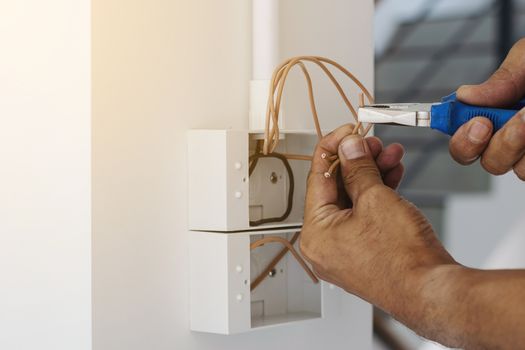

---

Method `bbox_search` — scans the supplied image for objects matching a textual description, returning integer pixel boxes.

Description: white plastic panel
[188,130,316,232]
[190,229,345,334]
[188,130,250,231]
[190,231,251,334]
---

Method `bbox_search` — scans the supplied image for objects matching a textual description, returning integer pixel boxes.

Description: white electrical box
[190,229,345,334]
[188,129,328,334]
[188,130,250,232]
[188,129,316,232]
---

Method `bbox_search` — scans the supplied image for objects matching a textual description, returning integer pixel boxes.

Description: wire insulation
[250,234,319,288]
[248,152,294,227]
[250,232,301,291]
[249,57,374,292]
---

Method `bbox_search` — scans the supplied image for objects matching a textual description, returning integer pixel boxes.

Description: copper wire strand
[265,58,348,153]
[265,58,321,153]
[248,152,294,227]
[279,153,313,161]
[249,57,375,292]
[352,121,362,135]
[363,122,374,136]
[250,232,301,291]
[324,121,364,178]
[264,56,375,154]
[250,235,319,287]
[358,92,366,134]
[253,56,376,224]
[359,92,365,107]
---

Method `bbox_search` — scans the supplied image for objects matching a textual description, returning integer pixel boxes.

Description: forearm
[389,265,525,349]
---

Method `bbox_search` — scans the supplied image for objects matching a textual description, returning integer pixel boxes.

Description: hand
[451,38,525,180]
[300,125,456,316]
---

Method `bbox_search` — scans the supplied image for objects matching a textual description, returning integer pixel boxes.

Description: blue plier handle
[431,92,525,136]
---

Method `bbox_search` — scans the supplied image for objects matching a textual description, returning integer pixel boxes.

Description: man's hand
[301,125,525,349]
[451,38,525,179]
[300,125,456,315]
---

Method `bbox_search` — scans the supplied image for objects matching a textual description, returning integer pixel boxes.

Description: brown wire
[248,152,294,227]
[279,153,313,161]
[250,232,301,291]
[250,235,319,288]
[248,57,375,292]
[263,56,374,155]
[259,56,375,180]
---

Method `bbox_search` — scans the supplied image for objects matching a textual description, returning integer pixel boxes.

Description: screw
[270,172,278,184]
[268,268,277,277]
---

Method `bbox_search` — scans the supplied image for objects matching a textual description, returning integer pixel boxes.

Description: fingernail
[468,121,490,144]
[340,136,366,160]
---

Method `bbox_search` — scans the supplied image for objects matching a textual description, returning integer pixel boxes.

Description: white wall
[92,0,374,349]
[445,173,525,268]
[0,1,91,350]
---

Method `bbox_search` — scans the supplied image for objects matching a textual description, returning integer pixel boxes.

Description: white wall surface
[92,0,374,349]
[445,173,525,268]
[0,1,91,349]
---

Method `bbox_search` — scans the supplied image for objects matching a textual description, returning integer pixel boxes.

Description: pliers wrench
[358,92,525,135]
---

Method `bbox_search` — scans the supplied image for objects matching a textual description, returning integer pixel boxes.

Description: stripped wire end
[323,119,365,178]
[324,158,341,178]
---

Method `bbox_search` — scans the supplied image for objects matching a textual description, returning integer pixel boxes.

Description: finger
[480,110,525,175]
[449,117,493,165]
[309,124,355,174]
[332,136,384,210]
[383,163,404,190]
[513,155,525,181]
[376,143,404,173]
[338,135,382,203]
[457,39,525,107]
[365,136,383,159]
[305,124,355,217]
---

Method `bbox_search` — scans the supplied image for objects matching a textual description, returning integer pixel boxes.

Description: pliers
[358,92,525,136]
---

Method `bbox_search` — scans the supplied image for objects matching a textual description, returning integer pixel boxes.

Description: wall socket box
[188,129,316,232]
[190,229,345,334]
[188,129,331,334]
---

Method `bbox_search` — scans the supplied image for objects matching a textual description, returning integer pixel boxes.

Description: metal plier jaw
[358,103,435,127]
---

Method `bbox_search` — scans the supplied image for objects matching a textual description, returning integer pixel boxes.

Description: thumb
[458,39,525,108]
[338,135,382,203]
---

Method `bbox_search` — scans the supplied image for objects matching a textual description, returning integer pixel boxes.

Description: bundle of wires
[262,55,374,174]
[250,56,374,225]
[249,56,374,291]
[249,56,374,223]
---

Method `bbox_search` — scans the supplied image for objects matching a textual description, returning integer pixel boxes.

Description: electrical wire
[248,152,294,227]
[262,55,375,177]
[250,232,300,291]
[250,234,319,291]
[249,56,374,228]
[249,56,374,292]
